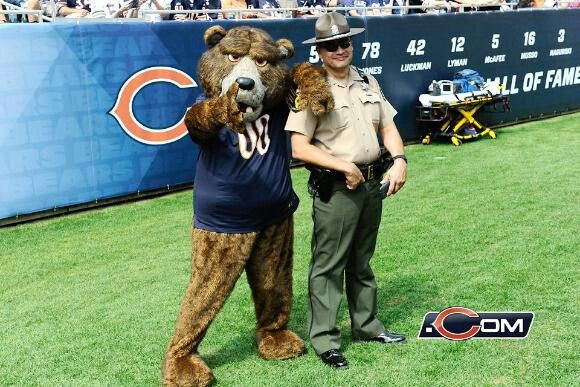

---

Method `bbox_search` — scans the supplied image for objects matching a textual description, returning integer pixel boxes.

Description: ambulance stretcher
[416,91,510,146]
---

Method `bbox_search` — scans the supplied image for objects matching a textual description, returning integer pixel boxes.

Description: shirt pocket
[329,98,351,131]
[359,92,382,131]
[316,98,350,147]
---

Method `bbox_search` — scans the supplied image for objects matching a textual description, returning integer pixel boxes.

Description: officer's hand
[382,159,407,196]
[344,162,365,190]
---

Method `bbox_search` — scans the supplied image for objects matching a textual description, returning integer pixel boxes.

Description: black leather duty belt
[331,160,383,181]
[357,160,384,181]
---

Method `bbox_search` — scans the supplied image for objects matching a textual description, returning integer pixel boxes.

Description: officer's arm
[379,121,405,158]
[290,132,365,190]
[379,122,407,195]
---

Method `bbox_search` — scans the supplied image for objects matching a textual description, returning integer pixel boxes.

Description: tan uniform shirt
[284,66,397,165]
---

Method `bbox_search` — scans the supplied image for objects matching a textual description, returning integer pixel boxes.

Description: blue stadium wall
[1,9,579,221]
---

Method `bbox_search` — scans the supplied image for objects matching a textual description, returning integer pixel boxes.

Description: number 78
[362,42,381,59]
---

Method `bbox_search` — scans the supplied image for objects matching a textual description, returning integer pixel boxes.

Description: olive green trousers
[308,179,386,355]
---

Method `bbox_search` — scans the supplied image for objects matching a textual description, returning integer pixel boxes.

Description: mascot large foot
[162,353,214,387]
[257,329,305,360]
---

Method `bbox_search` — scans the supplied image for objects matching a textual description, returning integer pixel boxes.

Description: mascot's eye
[255,59,268,67]
[228,54,240,63]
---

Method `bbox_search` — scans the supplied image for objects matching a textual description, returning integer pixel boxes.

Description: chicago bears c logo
[110,67,197,145]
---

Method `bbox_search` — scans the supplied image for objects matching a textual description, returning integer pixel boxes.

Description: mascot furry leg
[163,218,302,387]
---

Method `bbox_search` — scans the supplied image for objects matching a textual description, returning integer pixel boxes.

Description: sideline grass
[1,113,579,386]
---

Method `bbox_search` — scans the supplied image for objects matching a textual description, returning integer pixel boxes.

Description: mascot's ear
[204,26,227,48]
[276,39,294,60]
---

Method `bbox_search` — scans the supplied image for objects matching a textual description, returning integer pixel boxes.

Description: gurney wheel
[451,137,462,146]
[422,136,430,145]
[489,130,497,139]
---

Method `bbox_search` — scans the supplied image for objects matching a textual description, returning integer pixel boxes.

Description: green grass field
[1,113,579,386]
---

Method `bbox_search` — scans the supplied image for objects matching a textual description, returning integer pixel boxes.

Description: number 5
[309,46,319,63]
[491,34,500,49]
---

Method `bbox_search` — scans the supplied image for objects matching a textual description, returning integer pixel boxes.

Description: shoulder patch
[286,83,302,112]
[355,67,370,85]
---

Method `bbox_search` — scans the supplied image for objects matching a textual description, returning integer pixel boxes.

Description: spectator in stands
[194,0,224,19]
[91,0,141,17]
[563,0,580,7]
[4,0,28,22]
[453,0,507,11]
[390,0,404,14]
[247,0,286,18]
[25,0,55,21]
[0,2,6,22]
[169,0,191,19]
[220,0,250,17]
[338,0,391,16]
[56,0,91,17]
[170,0,223,20]
[138,0,171,20]
[295,0,325,17]
[518,0,555,6]
[423,0,460,12]
[407,0,460,13]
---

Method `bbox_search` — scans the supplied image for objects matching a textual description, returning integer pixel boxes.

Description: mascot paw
[163,353,215,387]
[221,83,246,134]
[291,63,334,117]
[257,329,305,360]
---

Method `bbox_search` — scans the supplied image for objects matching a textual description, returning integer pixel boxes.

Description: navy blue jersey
[193,106,298,233]
[170,0,192,19]
[64,0,90,10]
[247,0,279,8]
[340,0,390,10]
[297,0,324,9]
[170,0,220,19]
[193,0,221,18]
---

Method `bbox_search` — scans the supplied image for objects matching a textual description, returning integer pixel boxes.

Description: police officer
[284,12,408,369]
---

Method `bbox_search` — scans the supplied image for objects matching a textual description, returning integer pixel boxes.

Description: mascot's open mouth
[238,102,255,113]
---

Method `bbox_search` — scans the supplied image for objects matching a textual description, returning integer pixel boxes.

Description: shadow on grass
[375,272,440,328]
[340,272,440,350]
[284,272,439,353]
[203,329,256,369]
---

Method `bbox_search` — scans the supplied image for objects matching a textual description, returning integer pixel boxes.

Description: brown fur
[184,26,332,144]
[165,27,332,386]
[162,354,214,387]
[184,83,245,141]
[198,27,292,110]
[291,63,335,117]
[162,218,304,386]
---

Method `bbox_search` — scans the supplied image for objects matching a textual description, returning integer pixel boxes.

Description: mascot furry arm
[183,25,334,144]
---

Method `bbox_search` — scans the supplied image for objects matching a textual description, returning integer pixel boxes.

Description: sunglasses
[318,38,352,52]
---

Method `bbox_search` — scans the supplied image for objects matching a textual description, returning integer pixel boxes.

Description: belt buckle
[367,165,374,180]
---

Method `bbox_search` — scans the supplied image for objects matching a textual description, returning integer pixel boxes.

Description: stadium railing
[1,0,577,23]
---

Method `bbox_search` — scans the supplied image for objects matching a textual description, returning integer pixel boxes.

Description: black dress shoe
[365,331,406,344]
[319,349,349,369]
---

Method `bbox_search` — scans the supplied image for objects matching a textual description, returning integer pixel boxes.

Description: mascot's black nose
[236,77,255,91]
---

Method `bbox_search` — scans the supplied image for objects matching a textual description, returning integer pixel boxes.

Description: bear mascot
[162,25,333,387]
